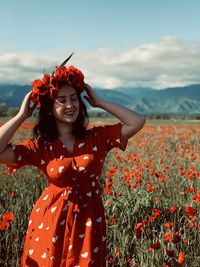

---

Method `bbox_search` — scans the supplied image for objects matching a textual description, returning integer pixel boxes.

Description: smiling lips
[64,110,76,115]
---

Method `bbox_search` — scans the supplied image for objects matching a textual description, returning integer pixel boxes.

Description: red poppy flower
[30,63,85,106]
[165,206,177,214]
[177,252,185,264]
[192,194,200,203]
[10,191,15,198]
[185,205,197,218]
[172,233,181,244]
[2,212,14,221]
[164,222,174,228]
[166,250,175,257]
[0,220,10,230]
[150,242,161,250]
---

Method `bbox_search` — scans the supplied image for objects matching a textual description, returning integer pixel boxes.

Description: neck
[56,122,74,140]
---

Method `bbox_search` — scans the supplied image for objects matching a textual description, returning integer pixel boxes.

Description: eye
[71,98,77,101]
[56,98,65,104]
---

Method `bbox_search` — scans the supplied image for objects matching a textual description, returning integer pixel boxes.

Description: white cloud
[0,52,58,85]
[0,37,200,89]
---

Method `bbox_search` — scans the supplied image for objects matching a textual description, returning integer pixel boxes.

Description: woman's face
[52,84,80,124]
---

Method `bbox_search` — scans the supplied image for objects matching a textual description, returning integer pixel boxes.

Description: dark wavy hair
[33,84,89,143]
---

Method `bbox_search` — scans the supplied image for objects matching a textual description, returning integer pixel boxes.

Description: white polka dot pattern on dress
[60,219,65,225]
[41,159,45,165]
[96,217,102,223]
[95,189,99,194]
[78,142,85,148]
[102,236,106,241]
[78,167,85,172]
[38,222,43,229]
[41,252,47,259]
[29,249,34,255]
[63,204,68,212]
[86,192,92,197]
[93,247,99,253]
[58,166,64,173]
[85,220,92,227]
[11,144,16,150]
[79,234,84,239]
[81,251,88,258]
[92,146,97,151]
[52,235,58,243]
[61,190,67,197]
[51,206,57,213]
[43,194,49,201]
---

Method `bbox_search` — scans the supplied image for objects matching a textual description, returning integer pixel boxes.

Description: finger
[84,83,92,91]
[83,95,89,101]
[84,86,93,96]
[30,102,38,113]
[25,91,33,99]
[84,85,90,92]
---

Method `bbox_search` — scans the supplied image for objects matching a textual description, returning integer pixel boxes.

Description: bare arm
[97,99,146,140]
[0,91,37,164]
[0,115,26,155]
[84,84,146,140]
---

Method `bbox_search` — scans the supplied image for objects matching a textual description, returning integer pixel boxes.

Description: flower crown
[31,54,85,107]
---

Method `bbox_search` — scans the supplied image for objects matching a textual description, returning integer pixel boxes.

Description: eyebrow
[56,93,77,98]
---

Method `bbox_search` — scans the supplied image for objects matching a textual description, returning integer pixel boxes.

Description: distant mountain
[0,84,30,107]
[95,84,200,114]
[0,83,200,114]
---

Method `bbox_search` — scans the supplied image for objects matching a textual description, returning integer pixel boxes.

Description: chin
[63,115,78,123]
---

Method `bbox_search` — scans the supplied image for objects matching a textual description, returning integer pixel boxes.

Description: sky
[0,0,200,89]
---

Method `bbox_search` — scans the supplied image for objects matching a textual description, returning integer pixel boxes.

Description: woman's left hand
[83,83,102,107]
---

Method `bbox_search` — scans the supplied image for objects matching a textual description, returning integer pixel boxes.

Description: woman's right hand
[17,91,38,120]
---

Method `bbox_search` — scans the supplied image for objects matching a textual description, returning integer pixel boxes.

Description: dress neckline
[57,137,78,155]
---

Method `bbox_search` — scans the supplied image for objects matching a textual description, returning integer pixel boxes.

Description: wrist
[96,98,107,108]
[15,112,27,122]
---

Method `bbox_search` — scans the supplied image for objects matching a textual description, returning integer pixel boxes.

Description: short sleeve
[95,122,128,152]
[6,139,42,170]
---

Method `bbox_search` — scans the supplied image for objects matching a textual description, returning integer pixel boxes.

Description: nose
[64,100,74,109]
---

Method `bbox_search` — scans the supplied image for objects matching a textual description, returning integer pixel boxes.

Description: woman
[0,62,145,267]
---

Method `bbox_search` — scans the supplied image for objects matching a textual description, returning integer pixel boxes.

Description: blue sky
[0,0,200,88]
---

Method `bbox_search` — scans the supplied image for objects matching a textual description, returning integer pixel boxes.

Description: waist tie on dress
[70,190,84,213]
[48,183,85,213]
[62,185,84,214]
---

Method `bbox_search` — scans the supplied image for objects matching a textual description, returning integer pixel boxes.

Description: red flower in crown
[30,54,85,107]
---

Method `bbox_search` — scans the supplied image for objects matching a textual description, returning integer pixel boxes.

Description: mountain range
[0,83,199,115]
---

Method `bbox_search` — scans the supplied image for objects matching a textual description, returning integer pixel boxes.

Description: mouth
[64,110,76,116]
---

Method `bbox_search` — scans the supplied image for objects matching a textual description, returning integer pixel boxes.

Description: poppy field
[0,118,199,266]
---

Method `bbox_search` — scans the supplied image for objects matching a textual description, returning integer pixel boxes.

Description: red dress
[8,122,127,267]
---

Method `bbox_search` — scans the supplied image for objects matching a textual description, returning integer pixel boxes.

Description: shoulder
[86,124,106,136]
[17,138,46,150]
